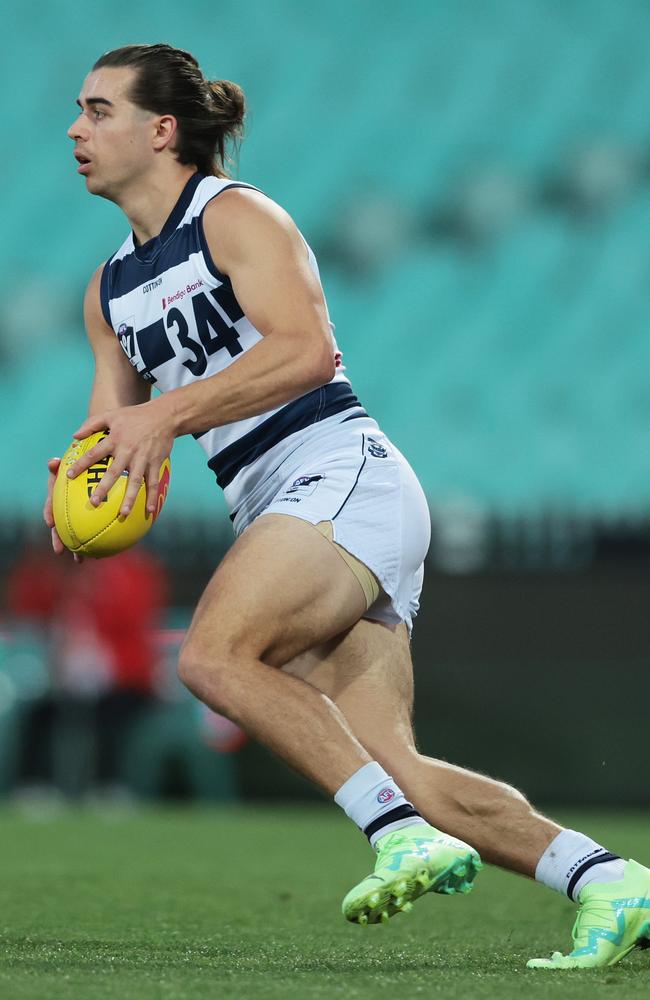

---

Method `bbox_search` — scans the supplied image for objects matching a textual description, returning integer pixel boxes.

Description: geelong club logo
[367,437,388,459]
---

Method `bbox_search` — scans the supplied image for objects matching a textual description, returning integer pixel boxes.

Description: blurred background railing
[2,0,649,806]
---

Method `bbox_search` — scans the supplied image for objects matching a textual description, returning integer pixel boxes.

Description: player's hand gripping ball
[52,432,171,558]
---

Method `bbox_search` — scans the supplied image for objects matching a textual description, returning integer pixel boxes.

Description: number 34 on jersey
[117,279,244,383]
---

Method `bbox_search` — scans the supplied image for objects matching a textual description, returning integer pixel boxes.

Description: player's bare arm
[67,190,335,515]
[43,263,152,549]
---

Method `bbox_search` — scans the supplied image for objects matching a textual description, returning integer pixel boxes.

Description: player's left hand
[68,400,175,517]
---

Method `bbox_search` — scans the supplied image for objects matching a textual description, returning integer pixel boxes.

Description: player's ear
[152,114,177,153]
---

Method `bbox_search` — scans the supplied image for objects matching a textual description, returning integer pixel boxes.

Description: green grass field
[0,806,647,999]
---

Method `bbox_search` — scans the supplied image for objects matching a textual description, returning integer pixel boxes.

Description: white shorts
[231,418,431,632]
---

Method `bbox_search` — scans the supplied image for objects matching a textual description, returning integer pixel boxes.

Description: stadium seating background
[3,0,650,518]
[2,2,650,806]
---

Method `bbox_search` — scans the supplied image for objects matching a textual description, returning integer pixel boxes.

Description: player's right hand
[44,457,83,562]
[44,457,65,554]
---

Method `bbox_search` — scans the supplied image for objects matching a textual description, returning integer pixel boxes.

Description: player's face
[68,68,159,200]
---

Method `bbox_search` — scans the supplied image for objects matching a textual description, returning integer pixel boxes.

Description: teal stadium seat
[3,0,650,517]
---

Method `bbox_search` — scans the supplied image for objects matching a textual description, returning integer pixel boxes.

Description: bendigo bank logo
[162,278,204,310]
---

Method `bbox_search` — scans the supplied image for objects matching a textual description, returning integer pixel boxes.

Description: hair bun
[207,79,246,135]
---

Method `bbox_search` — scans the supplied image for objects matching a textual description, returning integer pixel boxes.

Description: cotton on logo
[377,788,395,804]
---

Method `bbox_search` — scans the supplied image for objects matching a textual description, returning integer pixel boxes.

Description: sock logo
[377,788,396,804]
[566,848,607,878]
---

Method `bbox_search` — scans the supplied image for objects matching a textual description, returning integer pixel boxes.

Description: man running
[44,43,650,968]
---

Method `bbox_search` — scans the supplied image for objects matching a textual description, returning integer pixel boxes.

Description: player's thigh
[282,617,417,755]
[182,513,368,667]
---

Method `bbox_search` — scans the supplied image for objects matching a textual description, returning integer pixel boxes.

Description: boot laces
[572,898,613,947]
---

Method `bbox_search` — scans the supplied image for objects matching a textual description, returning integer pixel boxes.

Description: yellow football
[52,431,171,558]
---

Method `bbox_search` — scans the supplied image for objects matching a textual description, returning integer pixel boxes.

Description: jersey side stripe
[196,182,261,282]
[99,259,113,327]
[208,382,367,489]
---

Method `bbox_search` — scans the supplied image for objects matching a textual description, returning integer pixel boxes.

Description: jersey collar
[132,171,205,262]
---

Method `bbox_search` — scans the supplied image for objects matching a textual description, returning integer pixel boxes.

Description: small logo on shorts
[286,474,325,495]
[367,437,388,459]
[377,788,395,804]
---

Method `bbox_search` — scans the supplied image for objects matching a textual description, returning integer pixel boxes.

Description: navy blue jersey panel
[136,317,177,374]
[209,281,244,324]
[133,172,204,262]
[107,223,198,300]
[207,382,364,489]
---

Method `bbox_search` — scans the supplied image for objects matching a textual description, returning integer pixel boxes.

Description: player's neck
[119,165,198,245]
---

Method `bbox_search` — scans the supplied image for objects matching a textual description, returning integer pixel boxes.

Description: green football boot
[527,859,650,969]
[342,823,482,925]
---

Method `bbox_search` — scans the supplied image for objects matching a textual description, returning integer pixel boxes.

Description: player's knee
[177,646,207,693]
[177,641,235,712]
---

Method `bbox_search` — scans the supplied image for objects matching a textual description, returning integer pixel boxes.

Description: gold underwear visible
[313,520,381,610]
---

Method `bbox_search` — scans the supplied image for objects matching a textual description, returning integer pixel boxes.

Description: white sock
[334,761,426,847]
[535,829,626,901]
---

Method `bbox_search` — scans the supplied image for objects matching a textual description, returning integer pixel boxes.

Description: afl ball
[52,431,171,558]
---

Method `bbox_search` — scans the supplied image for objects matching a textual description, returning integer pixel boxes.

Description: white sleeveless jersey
[100,173,371,516]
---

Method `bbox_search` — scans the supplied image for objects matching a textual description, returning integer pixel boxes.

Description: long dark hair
[93,43,246,177]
